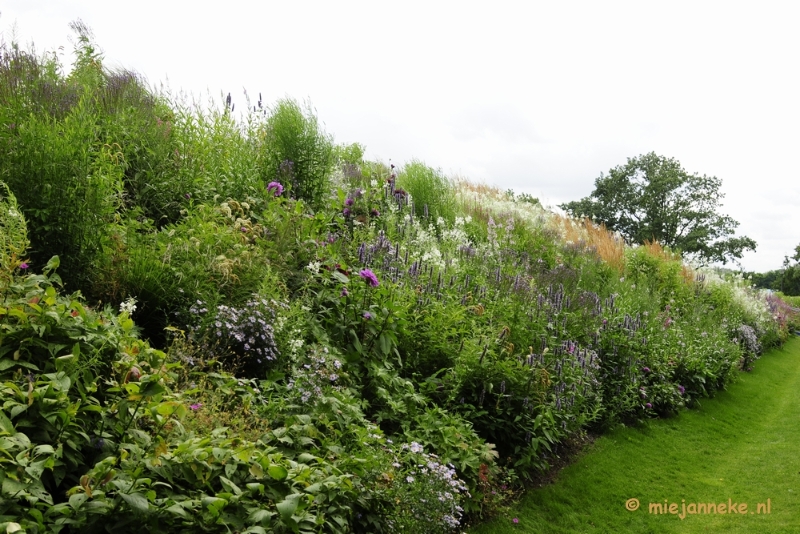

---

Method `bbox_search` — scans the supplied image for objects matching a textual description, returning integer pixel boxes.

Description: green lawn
[470,337,800,534]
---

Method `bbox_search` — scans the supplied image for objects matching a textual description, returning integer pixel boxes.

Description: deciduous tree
[560,152,756,264]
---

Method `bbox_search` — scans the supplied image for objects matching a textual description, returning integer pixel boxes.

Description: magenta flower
[19,262,29,270]
[359,269,379,287]
[645,402,652,409]
[513,518,519,524]
[643,367,650,373]
[190,403,202,411]
[267,181,283,196]
[343,207,351,217]
[345,197,354,207]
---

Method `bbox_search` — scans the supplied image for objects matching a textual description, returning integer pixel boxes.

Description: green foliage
[1,26,790,533]
[396,160,458,224]
[560,152,757,264]
[0,183,30,287]
[258,98,335,210]
[0,28,173,290]
[333,142,365,166]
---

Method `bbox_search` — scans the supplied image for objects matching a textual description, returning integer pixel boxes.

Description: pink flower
[359,269,379,287]
[19,262,29,270]
[190,403,202,411]
[267,181,283,196]
[512,518,519,524]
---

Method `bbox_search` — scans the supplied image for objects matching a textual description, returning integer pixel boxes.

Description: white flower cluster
[119,297,137,315]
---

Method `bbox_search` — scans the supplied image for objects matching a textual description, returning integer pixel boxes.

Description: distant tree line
[746,244,800,296]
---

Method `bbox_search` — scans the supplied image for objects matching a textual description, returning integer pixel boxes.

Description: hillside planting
[0,30,796,533]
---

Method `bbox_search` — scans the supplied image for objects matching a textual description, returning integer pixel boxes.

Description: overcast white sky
[3,1,799,272]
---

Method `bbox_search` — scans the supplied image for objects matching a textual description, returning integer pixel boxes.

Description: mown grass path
[470,337,800,533]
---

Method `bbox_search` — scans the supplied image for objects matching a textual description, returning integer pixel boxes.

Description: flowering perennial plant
[286,343,345,403]
[362,441,470,533]
[190,296,287,374]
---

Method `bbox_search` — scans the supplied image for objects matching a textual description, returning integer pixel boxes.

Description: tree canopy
[560,152,756,264]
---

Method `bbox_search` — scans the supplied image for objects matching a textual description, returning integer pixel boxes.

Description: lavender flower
[345,197,354,207]
[267,181,284,196]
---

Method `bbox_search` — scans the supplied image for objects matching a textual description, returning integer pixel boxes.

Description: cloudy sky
[3,1,799,272]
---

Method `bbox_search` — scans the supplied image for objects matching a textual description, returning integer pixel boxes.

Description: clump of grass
[256,97,335,209]
[554,215,626,273]
[397,159,459,223]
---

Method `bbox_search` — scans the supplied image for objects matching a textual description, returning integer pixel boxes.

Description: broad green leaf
[379,333,390,356]
[120,492,149,513]
[69,493,88,510]
[249,462,264,478]
[0,412,14,434]
[139,381,165,398]
[166,504,188,517]
[276,493,301,522]
[268,465,288,481]
[219,476,242,495]
[248,509,275,523]
[297,453,316,463]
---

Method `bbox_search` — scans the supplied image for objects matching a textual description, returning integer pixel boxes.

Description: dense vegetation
[1,27,798,533]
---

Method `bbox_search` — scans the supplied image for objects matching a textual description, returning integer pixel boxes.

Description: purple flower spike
[267,181,283,197]
[343,207,351,217]
[359,269,379,287]
[345,197,354,207]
